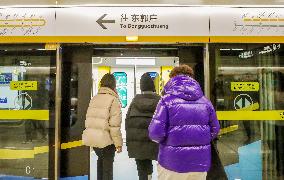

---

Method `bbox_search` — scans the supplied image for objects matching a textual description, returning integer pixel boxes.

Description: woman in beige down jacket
[83,73,123,180]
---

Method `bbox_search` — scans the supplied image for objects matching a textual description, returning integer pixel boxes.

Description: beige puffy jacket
[82,87,123,148]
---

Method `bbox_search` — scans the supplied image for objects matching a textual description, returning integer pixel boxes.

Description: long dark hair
[100,73,116,91]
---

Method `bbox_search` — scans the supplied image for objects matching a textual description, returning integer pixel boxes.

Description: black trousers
[135,159,153,180]
[94,144,116,180]
[207,141,228,180]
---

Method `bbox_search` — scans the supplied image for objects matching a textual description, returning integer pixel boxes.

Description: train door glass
[212,44,284,180]
[60,46,92,178]
[0,45,56,179]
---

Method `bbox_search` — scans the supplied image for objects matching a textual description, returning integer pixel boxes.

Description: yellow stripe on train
[0,140,83,159]
[0,110,49,121]
[217,110,284,121]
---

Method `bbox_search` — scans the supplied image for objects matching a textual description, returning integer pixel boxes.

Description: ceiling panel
[0,0,283,6]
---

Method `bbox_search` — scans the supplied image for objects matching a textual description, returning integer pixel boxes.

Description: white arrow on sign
[14,92,33,110]
[236,97,251,108]
[96,14,115,30]
[24,97,31,109]
[234,94,253,110]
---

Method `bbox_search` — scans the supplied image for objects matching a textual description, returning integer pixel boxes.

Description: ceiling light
[126,36,139,42]
[232,49,244,51]
[116,57,155,65]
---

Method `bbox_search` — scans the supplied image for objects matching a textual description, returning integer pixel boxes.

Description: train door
[0,44,56,179]
[210,44,284,180]
[60,46,92,178]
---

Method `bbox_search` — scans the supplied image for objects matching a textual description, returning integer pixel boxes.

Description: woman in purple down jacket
[149,65,220,180]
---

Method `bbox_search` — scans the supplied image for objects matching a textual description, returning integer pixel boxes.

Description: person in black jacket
[125,73,160,180]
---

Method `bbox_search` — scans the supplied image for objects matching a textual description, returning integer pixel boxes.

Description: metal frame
[204,43,210,99]
[55,44,62,180]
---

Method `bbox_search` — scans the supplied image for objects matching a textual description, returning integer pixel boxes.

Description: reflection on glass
[0,45,56,179]
[213,44,284,179]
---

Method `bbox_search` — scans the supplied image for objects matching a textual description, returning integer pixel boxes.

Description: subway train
[0,4,284,180]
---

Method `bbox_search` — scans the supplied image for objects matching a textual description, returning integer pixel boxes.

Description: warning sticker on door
[234,94,255,110]
[10,81,38,91]
[14,92,33,110]
[231,82,259,92]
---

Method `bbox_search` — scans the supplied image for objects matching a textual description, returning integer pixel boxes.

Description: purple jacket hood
[149,75,220,173]
[164,75,203,101]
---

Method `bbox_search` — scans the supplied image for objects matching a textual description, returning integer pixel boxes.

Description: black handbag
[207,140,228,180]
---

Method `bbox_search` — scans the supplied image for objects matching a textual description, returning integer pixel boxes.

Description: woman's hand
[116,146,122,153]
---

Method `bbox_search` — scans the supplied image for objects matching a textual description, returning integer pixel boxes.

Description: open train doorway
[91,56,178,139]
[60,44,205,179]
[88,45,204,180]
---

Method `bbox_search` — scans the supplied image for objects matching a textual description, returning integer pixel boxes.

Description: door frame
[204,43,210,99]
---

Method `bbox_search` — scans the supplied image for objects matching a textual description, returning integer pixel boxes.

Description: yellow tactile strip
[0,140,82,160]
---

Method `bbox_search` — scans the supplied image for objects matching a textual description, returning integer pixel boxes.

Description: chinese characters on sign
[19,61,32,67]
[121,14,157,23]
[0,97,7,103]
[120,13,168,30]
[259,44,281,54]
[239,51,254,59]
[231,82,260,92]
[0,73,12,84]
[239,44,281,59]
[10,81,38,91]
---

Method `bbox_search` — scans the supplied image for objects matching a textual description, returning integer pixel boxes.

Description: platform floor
[90,144,158,180]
